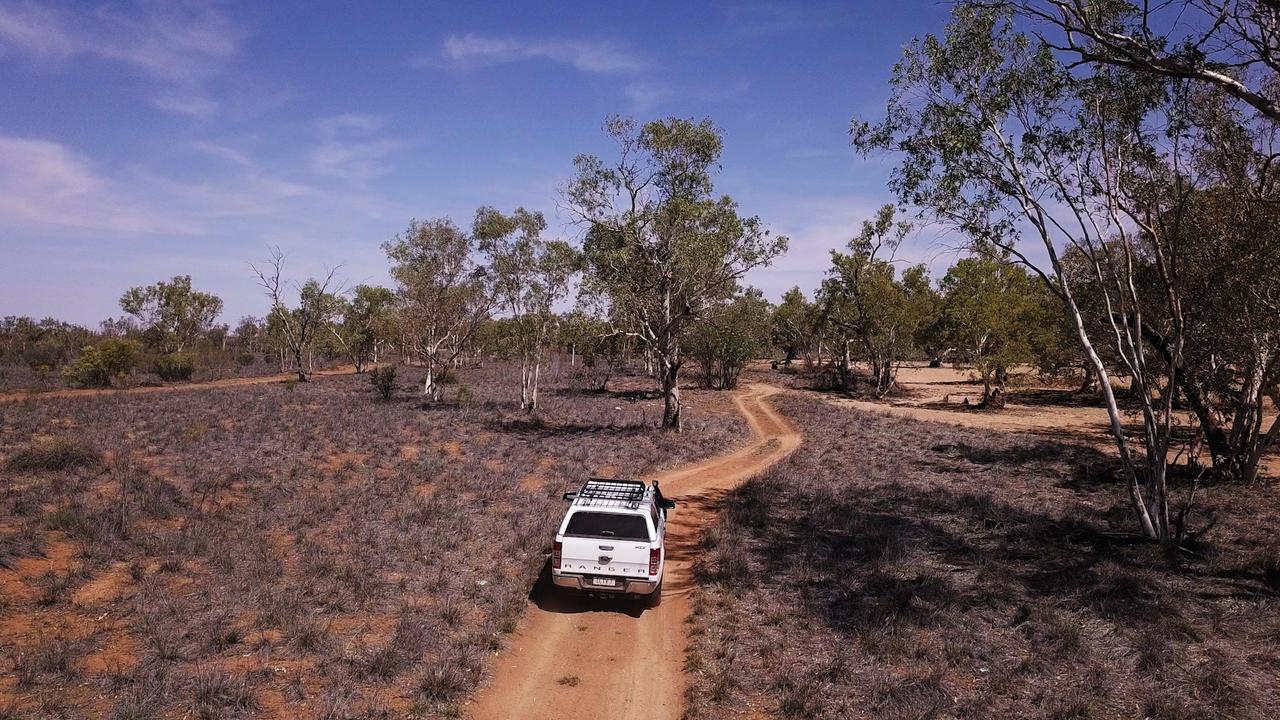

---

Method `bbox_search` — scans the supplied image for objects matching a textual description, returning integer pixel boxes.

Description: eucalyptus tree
[1160,188,1280,483]
[771,287,820,366]
[978,0,1280,485]
[119,275,223,354]
[560,309,633,392]
[688,288,773,390]
[818,205,934,397]
[250,248,344,382]
[938,256,1059,404]
[853,6,1203,540]
[566,116,788,430]
[331,285,397,373]
[383,218,493,401]
[995,0,1280,122]
[474,206,581,411]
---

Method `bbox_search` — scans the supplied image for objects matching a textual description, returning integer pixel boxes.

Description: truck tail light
[553,541,563,570]
[649,547,660,575]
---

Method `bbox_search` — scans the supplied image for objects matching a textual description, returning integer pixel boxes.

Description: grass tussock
[6,437,100,472]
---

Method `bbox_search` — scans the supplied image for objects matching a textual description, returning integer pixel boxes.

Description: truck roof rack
[568,478,649,509]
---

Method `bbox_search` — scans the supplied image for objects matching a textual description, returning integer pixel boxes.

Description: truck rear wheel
[645,580,663,608]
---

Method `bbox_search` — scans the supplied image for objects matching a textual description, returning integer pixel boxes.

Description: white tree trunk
[423,364,437,400]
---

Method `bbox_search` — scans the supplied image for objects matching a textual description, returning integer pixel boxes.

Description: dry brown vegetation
[0,354,316,395]
[0,364,746,719]
[685,393,1280,720]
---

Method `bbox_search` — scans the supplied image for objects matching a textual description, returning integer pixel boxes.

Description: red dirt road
[467,384,800,720]
[0,366,356,403]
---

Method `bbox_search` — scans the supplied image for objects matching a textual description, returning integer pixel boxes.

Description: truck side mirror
[660,499,675,510]
[562,492,578,501]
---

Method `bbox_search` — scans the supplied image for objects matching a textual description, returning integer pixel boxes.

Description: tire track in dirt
[0,366,357,404]
[467,383,800,720]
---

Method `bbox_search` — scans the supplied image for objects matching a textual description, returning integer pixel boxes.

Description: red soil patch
[71,562,131,607]
[519,457,557,491]
[81,632,139,675]
[437,440,464,459]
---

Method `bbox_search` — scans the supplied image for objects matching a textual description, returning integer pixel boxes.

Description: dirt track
[0,366,356,403]
[467,384,801,720]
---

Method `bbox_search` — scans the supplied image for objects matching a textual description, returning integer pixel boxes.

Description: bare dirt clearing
[761,363,1279,477]
[467,384,800,720]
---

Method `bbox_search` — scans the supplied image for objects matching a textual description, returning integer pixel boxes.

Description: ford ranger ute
[552,479,676,600]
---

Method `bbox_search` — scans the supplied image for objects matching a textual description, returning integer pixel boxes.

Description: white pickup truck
[551,478,675,600]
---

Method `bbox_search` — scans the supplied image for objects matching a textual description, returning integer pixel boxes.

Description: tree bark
[1063,288,1159,539]
[422,364,439,401]
[293,346,308,382]
[660,356,682,432]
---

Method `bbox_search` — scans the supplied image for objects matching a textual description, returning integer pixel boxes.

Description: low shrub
[369,365,397,401]
[190,667,257,717]
[63,338,140,388]
[7,437,101,472]
[455,383,474,407]
[154,352,197,382]
[22,340,67,374]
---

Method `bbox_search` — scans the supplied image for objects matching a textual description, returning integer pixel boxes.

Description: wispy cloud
[427,33,644,73]
[0,134,199,236]
[624,79,750,112]
[0,0,243,80]
[0,132,323,238]
[315,113,386,136]
[722,2,855,38]
[153,94,220,119]
[309,114,404,181]
[310,140,403,180]
[190,140,254,167]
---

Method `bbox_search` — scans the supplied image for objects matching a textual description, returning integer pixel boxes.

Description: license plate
[590,576,619,588]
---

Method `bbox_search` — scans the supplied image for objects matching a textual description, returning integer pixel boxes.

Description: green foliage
[22,341,67,375]
[560,311,630,392]
[369,365,397,401]
[771,287,818,365]
[819,205,937,395]
[63,338,141,388]
[689,289,774,389]
[119,275,223,354]
[384,218,492,400]
[153,352,197,382]
[938,256,1059,400]
[251,250,346,382]
[7,437,101,473]
[337,285,398,372]
[1,316,93,376]
[474,206,581,410]
[568,116,788,428]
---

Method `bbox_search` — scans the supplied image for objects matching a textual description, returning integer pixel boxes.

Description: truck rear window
[565,512,650,541]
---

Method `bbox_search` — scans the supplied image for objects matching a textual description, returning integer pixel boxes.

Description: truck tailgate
[559,535,652,582]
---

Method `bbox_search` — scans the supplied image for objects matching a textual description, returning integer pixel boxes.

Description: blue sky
[0,1,953,326]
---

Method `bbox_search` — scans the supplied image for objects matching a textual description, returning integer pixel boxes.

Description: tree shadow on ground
[486,418,656,437]
[716,464,1277,649]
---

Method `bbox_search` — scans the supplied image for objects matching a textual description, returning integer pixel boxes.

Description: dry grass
[0,355,335,394]
[685,393,1280,720]
[5,438,101,473]
[0,362,746,718]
